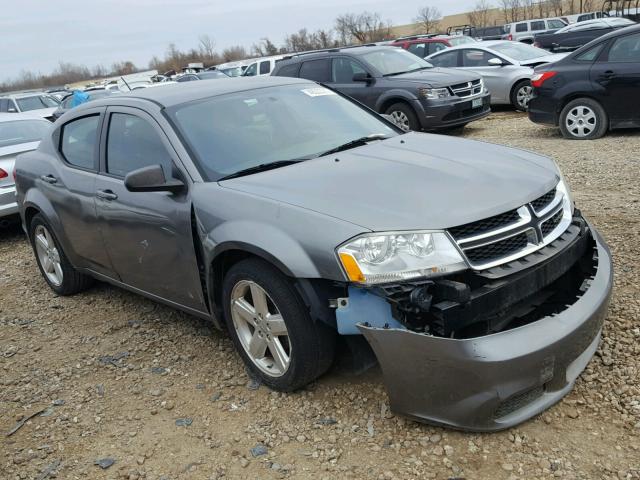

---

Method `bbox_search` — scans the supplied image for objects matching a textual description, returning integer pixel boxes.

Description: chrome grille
[448,185,571,270]
[450,79,483,98]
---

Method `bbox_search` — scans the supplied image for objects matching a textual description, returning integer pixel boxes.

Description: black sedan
[528,24,640,139]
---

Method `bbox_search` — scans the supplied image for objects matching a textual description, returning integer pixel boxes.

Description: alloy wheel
[516,85,533,110]
[390,111,411,132]
[565,106,597,138]
[230,280,291,377]
[34,224,63,286]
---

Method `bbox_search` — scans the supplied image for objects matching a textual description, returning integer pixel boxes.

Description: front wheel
[559,98,608,140]
[385,103,420,132]
[511,80,532,112]
[222,258,336,391]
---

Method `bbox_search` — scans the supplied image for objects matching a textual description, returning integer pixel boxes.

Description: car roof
[280,45,396,63]
[580,22,640,44]
[0,92,50,99]
[85,76,314,109]
[427,40,507,52]
[0,112,51,123]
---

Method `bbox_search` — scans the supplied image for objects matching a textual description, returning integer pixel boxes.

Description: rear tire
[559,98,608,140]
[385,102,420,132]
[511,80,532,112]
[29,214,94,295]
[222,258,336,391]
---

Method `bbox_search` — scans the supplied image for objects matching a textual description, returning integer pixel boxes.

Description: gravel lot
[1,111,639,480]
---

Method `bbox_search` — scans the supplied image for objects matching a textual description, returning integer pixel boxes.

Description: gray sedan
[426,41,566,110]
[15,77,612,431]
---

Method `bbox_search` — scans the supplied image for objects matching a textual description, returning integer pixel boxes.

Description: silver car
[0,114,50,222]
[0,92,60,121]
[426,41,566,110]
[15,77,612,431]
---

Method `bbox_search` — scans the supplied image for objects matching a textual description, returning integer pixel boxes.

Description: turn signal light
[531,71,557,88]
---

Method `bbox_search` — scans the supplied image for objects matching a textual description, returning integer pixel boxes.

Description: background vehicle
[242,55,285,76]
[211,60,254,77]
[503,17,568,43]
[566,10,610,23]
[426,41,565,110]
[175,71,229,82]
[15,76,612,432]
[0,93,59,121]
[533,17,635,52]
[272,46,490,131]
[391,35,477,59]
[528,24,640,139]
[0,114,50,221]
[51,90,119,120]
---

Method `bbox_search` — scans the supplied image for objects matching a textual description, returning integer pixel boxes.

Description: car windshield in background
[448,36,477,46]
[219,67,244,77]
[491,42,550,60]
[360,48,433,76]
[16,95,59,111]
[168,84,397,180]
[0,119,50,148]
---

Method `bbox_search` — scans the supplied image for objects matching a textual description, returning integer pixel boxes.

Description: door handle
[96,189,118,201]
[40,174,57,184]
[602,70,616,79]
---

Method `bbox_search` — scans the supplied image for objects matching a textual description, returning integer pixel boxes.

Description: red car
[391,35,478,59]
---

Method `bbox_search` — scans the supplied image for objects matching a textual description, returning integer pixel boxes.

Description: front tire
[385,102,420,132]
[29,214,93,295]
[222,258,336,391]
[511,80,532,111]
[559,98,608,140]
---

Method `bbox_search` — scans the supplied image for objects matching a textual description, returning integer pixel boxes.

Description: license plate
[472,98,483,108]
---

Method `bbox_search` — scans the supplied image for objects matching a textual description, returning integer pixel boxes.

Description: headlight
[337,231,467,285]
[418,87,451,99]
[557,177,574,215]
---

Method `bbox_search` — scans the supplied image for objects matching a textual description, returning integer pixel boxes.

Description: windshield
[449,36,477,46]
[220,67,244,77]
[16,95,58,111]
[490,42,550,60]
[360,48,432,76]
[0,119,50,148]
[168,84,397,180]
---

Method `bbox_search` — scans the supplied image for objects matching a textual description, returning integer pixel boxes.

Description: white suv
[503,17,568,43]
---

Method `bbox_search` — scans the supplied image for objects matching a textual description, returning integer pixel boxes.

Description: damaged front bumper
[348,223,613,432]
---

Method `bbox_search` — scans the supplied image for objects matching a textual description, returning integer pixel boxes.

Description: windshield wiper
[218,160,303,181]
[314,134,389,158]
[384,66,431,77]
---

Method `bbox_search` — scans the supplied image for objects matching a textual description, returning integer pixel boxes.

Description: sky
[2,0,476,82]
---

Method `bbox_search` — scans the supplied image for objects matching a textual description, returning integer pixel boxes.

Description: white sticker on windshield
[301,87,336,97]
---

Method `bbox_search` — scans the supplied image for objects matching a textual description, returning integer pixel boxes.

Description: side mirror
[353,72,373,83]
[488,57,505,66]
[124,164,184,193]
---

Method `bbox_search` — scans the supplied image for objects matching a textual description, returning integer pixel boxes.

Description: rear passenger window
[106,113,173,178]
[407,43,427,58]
[259,61,271,75]
[428,50,459,68]
[575,44,604,62]
[299,59,331,82]
[276,63,300,77]
[530,21,545,31]
[608,32,640,62]
[515,23,528,32]
[60,115,100,170]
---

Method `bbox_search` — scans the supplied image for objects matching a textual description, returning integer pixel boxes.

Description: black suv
[528,24,640,139]
[271,45,491,131]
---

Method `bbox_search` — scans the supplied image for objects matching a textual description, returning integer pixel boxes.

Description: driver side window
[331,58,366,83]
[106,113,173,178]
[462,49,500,67]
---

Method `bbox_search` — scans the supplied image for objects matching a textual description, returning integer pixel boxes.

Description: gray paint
[359,227,612,431]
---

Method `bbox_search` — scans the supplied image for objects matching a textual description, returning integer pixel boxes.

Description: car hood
[388,67,480,87]
[219,133,560,232]
[519,53,568,66]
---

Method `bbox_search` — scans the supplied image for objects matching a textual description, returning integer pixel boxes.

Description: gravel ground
[1,112,639,480]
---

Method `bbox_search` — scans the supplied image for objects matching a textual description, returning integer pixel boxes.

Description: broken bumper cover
[358,226,613,432]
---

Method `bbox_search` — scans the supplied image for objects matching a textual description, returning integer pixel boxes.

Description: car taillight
[531,71,557,88]
[506,34,513,41]
[0,168,8,179]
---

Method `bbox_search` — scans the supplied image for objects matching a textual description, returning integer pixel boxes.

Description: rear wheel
[222,258,336,391]
[385,102,420,132]
[559,98,608,140]
[29,214,93,295]
[511,80,532,111]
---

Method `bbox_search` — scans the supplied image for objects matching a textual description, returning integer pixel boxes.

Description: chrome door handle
[40,175,57,184]
[96,189,118,201]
